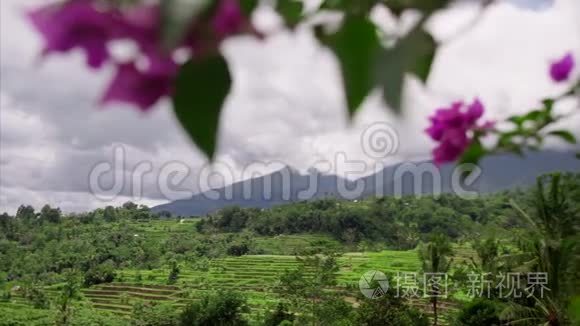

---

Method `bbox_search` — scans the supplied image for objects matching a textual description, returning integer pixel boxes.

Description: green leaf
[497,131,523,153]
[172,55,232,160]
[160,0,211,50]
[319,0,346,10]
[508,109,546,127]
[541,98,554,112]
[388,0,451,16]
[322,15,380,118]
[459,140,486,166]
[276,0,303,27]
[457,140,487,181]
[240,0,259,16]
[376,25,436,113]
[576,152,580,160]
[507,115,524,127]
[319,0,377,14]
[548,130,577,144]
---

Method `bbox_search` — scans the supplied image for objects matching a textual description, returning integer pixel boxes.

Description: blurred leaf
[541,98,554,112]
[457,140,486,182]
[576,152,580,160]
[161,0,211,50]
[319,0,376,14]
[459,140,486,166]
[319,0,346,10]
[240,0,259,16]
[322,15,380,118]
[276,0,303,27]
[506,116,520,126]
[172,55,232,160]
[387,0,451,16]
[497,131,523,153]
[507,115,526,127]
[548,130,576,144]
[508,109,547,127]
[570,296,580,324]
[498,130,518,144]
[377,25,436,113]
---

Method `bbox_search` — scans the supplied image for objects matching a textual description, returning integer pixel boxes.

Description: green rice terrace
[1,175,579,325]
[4,249,466,324]
[2,232,472,325]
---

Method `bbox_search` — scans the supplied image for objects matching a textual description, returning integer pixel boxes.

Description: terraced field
[78,246,470,323]
[80,283,181,316]
[3,233,476,325]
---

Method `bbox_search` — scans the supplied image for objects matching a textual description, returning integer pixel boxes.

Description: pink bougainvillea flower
[425,118,445,142]
[465,98,484,125]
[212,0,246,39]
[433,128,470,165]
[117,4,161,55]
[426,102,463,141]
[116,5,180,71]
[550,52,575,82]
[27,0,119,69]
[426,98,494,166]
[101,61,175,110]
[102,0,258,111]
[28,0,261,112]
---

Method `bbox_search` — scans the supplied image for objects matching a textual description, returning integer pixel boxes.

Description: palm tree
[419,233,454,326]
[502,173,579,325]
[502,295,565,326]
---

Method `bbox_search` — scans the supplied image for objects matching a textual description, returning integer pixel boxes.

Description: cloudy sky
[1,0,579,214]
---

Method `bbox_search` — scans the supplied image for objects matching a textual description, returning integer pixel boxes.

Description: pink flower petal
[465,98,484,126]
[101,62,173,111]
[27,0,119,69]
[550,52,575,82]
[212,0,245,39]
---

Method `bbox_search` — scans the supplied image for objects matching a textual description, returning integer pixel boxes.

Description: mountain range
[152,151,580,216]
